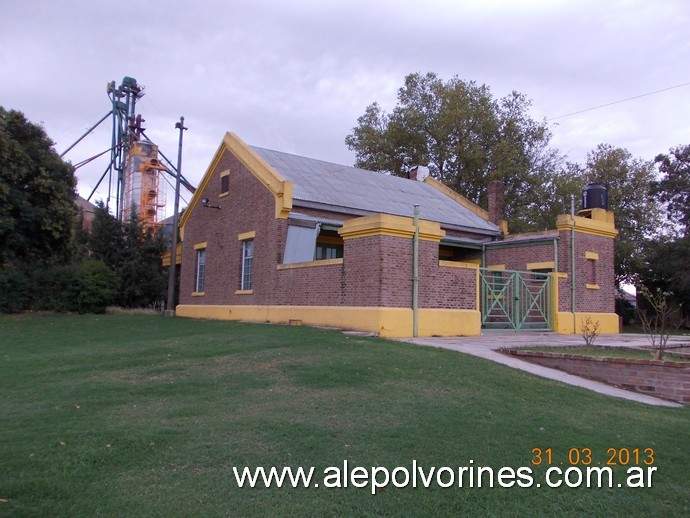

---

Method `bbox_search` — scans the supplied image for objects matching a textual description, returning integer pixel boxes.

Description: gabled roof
[252,146,501,235]
[180,133,501,237]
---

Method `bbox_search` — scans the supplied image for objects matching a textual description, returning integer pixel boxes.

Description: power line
[547,81,690,121]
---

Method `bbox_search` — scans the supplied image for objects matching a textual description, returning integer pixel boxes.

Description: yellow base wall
[554,312,620,335]
[175,305,481,338]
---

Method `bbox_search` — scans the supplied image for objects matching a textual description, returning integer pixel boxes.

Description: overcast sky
[2,0,688,213]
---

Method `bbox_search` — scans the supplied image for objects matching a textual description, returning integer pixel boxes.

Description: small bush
[72,259,119,313]
[0,260,119,314]
[0,268,32,313]
[580,317,600,347]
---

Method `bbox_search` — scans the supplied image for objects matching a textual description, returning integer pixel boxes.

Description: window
[241,239,254,290]
[283,222,344,264]
[315,229,343,260]
[195,248,206,293]
[439,243,481,263]
[315,243,343,260]
[219,170,230,196]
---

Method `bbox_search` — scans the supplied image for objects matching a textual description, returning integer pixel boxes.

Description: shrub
[0,268,32,313]
[72,259,119,313]
[0,260,119,314]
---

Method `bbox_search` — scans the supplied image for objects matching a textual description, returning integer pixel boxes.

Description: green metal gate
[480,268,552,331]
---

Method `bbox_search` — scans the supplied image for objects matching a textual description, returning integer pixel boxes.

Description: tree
[636,285,677,359]
[89,204,167,308]
[575,144,662,284]
[89,201,125,270]
[653,144,690,236]
[637,236,690,325]
[345,72,561,232]
[118,210,167,308]
[0,107,78,267]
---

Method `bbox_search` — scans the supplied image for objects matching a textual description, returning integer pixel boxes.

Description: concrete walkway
[401,333,688,408]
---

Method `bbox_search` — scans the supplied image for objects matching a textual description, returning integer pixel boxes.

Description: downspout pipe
[413,205,420,337]
[570,194,576,333]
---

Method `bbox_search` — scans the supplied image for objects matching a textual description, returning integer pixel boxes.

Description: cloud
[1,0,689,211]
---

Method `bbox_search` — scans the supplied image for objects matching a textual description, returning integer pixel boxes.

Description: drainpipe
[552,236,558,332]
[413,205,420,337]
[570,194,576,333]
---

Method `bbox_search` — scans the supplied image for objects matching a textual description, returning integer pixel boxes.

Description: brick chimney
[487,179,505,225]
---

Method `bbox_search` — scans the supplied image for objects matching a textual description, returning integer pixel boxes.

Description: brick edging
[501,348,690,404]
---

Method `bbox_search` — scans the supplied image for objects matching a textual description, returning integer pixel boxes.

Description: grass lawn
[1,314,689,516]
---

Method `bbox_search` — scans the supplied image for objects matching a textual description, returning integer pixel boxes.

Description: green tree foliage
[118,210,168,308]
[638,237,690,321]
[345,72,561,232]
[0,107,78,267]
[653,144,690,236]
[0,107,165,313]
[0,259,118,314]
[33,259,119,313]
[90,201,125,270]
[89,204,167,308]
[571,144,661,284]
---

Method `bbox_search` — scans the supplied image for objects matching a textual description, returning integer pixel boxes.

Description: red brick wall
[558,229,615,313]
[273,263,346,306]
[485,242,556,271]
[505,349,690,404]
[421,240,477,309]
[180,149,283,307]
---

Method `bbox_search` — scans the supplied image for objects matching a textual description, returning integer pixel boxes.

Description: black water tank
[582,183,608,210]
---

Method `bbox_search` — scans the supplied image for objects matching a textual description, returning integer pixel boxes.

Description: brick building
[176,133,618,337]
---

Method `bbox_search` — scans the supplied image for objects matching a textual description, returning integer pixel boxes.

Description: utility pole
[165,116,187,317]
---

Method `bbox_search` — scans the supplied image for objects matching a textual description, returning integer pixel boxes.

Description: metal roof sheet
[251,146,500,235]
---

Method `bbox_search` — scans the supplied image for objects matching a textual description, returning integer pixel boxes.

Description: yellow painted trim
[277,258,343,270]
[577,208,615,224]
[418,308,481,337]
[423,177,490,221]
[175,305,481,337]
[161,242,182,267]
[194,242,207,250]
[556,213,618,238]
[549,272,560,329]
[527,261,555,270]
[223,133,293,219]
[238,231,256,241]
[555,312,619,334]
[586,283,601,290]
[218,192,229,198]
[338,213,445,242]
[234,290,253,295]
[556,272,568,279]
[439,260,479,270]
[585,251,599,260]
[191,292,205,297]
[219,169,230,178]
[179,132,294,241]
[486,264,506,270]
